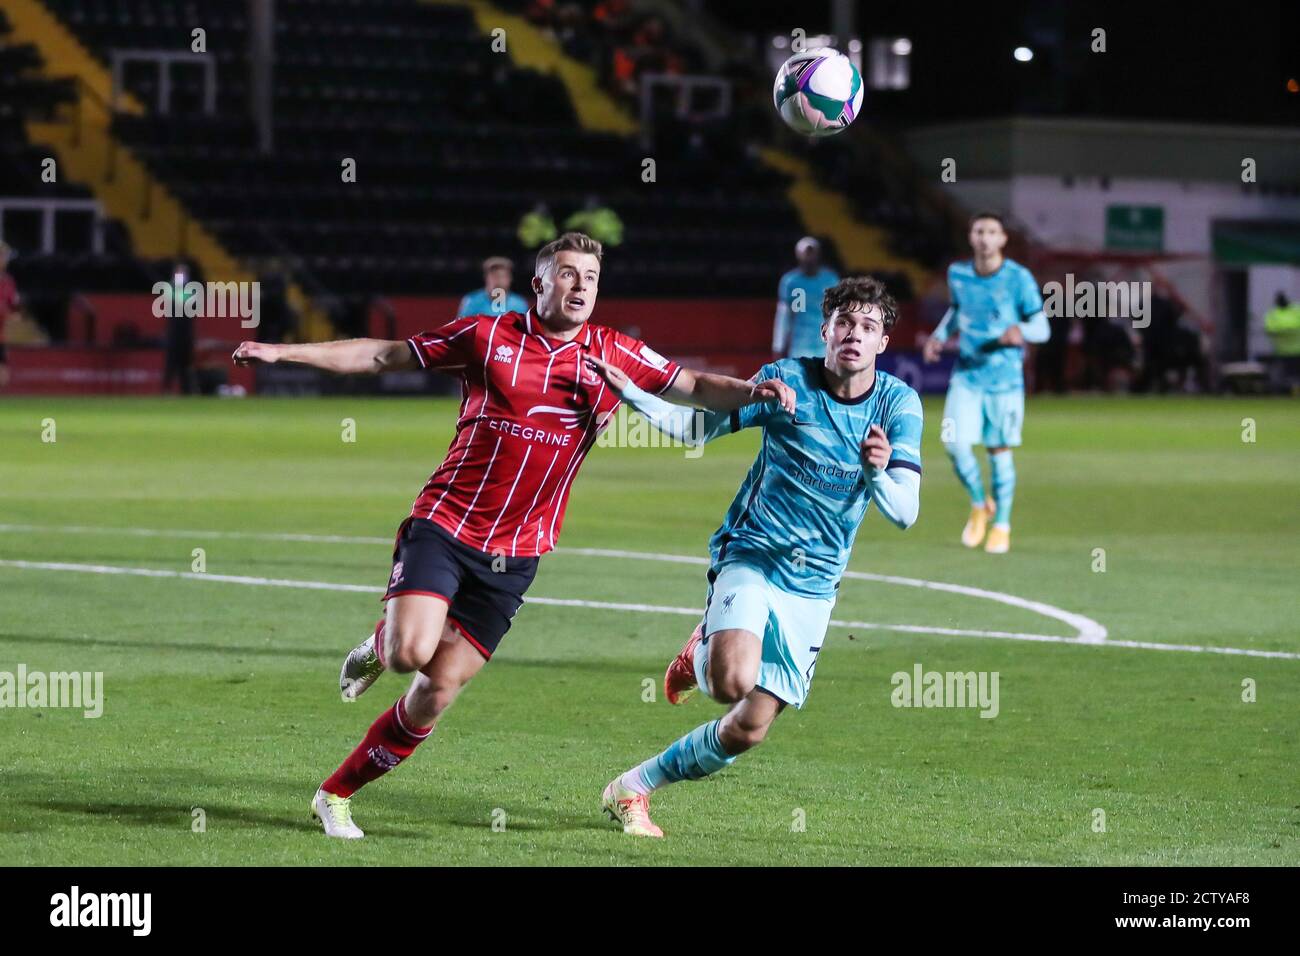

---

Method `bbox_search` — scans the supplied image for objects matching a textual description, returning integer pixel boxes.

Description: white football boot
[311,789,364,839]
[339,629,385,702]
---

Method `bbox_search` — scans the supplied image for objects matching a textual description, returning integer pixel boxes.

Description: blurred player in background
[457,255,529,317]
[923,213,1048,554]
[163,260,197,395]
[0,241,21,388]
[233,232,795,839]
[586,276,922,837]
[773,236,839,359]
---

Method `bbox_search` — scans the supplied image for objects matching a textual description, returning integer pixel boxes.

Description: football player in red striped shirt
[233,232,795,838]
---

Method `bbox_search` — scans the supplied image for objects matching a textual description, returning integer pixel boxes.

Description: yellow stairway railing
[7,0,334,341]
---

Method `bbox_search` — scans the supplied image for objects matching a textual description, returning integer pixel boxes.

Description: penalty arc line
[0,522,1106,641]
[556,546,1110,645]
[0,557,1297,661]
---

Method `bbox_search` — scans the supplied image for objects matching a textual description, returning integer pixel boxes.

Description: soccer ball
[772,48,864,137]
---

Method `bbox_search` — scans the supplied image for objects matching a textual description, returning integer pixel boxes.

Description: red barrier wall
[6,295,922,395]
[4,345,255,395]
[74,293,259,346]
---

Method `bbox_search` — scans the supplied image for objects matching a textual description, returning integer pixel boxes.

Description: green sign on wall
[1105,205,1164,251]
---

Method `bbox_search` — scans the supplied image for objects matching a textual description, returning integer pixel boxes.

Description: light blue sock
[635,719,737,792]
[946,444,986,505]
[990,450,1016,526]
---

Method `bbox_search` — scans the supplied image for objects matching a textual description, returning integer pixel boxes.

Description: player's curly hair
[536,232,603,276]
[821,275,899,332]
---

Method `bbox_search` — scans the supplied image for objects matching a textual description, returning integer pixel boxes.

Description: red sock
[321,696,432,798]
[372,618,387,668]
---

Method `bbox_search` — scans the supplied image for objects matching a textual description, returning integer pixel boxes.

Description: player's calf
[317,694,434,818]
[401,632,487,727]
[717,690,782,754]
[605,689,783,836]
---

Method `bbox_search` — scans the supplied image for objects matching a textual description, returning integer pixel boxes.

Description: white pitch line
[0,523,393,546]
[558,546,1109,644]
[0,523,1108,641]
[1,557,1296,660]
[0,559,375,593]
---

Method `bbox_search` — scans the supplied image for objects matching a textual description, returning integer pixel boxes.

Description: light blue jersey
[709,357,923,599]
[457,288,530,318]
[775,268,840,358]
[933,259,1046,393]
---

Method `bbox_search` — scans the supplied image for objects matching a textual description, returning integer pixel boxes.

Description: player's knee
[712,672,757,704]
[386,627,435,673]
[942,441,968,459]
[387,645,424,674]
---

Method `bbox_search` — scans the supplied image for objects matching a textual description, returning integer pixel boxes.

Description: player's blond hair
[535,232,602,277]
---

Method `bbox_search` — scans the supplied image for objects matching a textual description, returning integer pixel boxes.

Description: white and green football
[773,48,864,137]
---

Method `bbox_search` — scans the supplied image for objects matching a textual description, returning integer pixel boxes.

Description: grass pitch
[0,395,1296,865]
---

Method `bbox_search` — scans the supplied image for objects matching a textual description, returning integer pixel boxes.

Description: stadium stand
[3,0,955,387]
[0,5,160,336]
[36,0,809,312]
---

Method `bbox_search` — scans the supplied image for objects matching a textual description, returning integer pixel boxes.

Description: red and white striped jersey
[406,309,682,557]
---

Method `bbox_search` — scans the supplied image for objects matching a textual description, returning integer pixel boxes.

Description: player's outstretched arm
[667,366,795,415]
[862,424,921,529]
[585,356,729,448]
[232,338,417,374]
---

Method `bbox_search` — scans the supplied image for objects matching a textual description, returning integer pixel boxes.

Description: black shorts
[383,517,539,659]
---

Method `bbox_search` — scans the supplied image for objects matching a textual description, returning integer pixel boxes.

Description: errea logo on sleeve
[493,344,515,364]
[639,344,668,370]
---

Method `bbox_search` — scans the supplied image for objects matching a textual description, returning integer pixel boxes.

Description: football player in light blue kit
[585,276,923,837]
[923,212,1048,554]
[773,236,840,358]
[456,256,529,318]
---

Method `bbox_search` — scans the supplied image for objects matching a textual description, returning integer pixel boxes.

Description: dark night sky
[705,0,1300,127]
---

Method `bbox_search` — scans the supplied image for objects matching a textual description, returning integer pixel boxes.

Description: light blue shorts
[943,379,1024,448]
[697,562,836,709]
